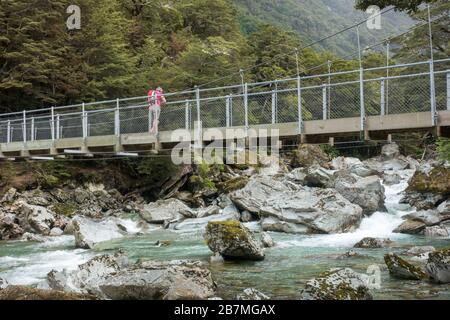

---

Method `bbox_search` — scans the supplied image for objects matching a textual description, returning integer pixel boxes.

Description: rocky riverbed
[0,143,449,300]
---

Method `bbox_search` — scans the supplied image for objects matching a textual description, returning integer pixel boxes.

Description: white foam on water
[35,235,75,248]
[0,249,92,286]
[277,169,417,249]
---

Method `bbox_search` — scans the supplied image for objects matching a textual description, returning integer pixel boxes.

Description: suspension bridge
[0,57,449,160]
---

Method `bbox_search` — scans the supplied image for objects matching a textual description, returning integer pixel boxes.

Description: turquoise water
[1,229,449,300]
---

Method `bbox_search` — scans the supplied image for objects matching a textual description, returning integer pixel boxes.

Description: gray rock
[47,252,129,296]
[140,199,194,224]
[426,249,450,284]
[381,143,400,160]
[236,288,270,300]
[72,216,125,249]
[331,157,377,178]
[240,210,253,222]
[204,221,265,261]
[230,175,293,214]
[49,227,64,237]
[196,205,221,219]
[262,216,309,234]
[168,212,239,232]
[384,253,427,280]
[403,210,445,226]
[424,226,449,238]
[1,188,17,203]
[393,220,426,235]
[260,188,363,234]
[299,268,372,300]
[19,202,55,235]
[383,173,402,186]
[98,260,216,300]
[438,200,450,215]
[354,237,392,248]
[304,165,334,187]
[0,278,8,290]
[406,246,436,256]
[21,232,46,242]
[261,232,275,248]
[0,212,23,240]
[333,172,385,215]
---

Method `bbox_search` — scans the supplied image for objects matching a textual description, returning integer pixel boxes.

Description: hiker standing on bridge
[148,86,166,134]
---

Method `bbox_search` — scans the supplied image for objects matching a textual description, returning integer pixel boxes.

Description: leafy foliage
[437,138,450,162]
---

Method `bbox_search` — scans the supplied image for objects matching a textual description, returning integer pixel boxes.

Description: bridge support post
[185,100,190,130]
[446,71,450,111]
[244,83,249,135]
[56,115,60,140]
[6,120,11,144]
[380,79,385,116]
[359,68,368,141]
[328,137,334,147]
[271,90,276,124]
[114,98,120,137]
[297,76,303,135]
[30,117,35,141]
[429,60,437,127]
[82,103,88,139]
[51,107,55,141]
[22,110,27,143]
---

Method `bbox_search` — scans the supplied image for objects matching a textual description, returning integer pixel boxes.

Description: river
[1,168,449,299]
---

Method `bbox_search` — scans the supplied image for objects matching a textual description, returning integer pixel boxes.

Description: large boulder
[204,221,265,261]
[384,253,427,280]
[230,175,293,214]
[98,260,216,300]
[260,188,363,234]
[19,202,55,235]
[354,237,393,249]
[72,216,125,249]
[299,268,372,300]
[47,251,129,296]
[332,172,385,215]
[407,167,450,196]
[393,220,426,235]
[425,248,450,284]
[402,209,449,226]
[139,199,194,224]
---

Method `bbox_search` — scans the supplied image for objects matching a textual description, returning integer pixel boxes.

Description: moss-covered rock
[407,167,450,195]
[384,253,427,280]
[299,268,373,300]
[220,176,249,193]
[204,221,264,261]
[291,144,330,168]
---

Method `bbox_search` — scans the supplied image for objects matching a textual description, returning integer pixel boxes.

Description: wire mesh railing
[0,59,449,144]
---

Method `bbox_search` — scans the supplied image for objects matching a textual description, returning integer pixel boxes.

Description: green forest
[0,0,448,113]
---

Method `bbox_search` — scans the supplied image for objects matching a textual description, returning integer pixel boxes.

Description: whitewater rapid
[277,168,417,248]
